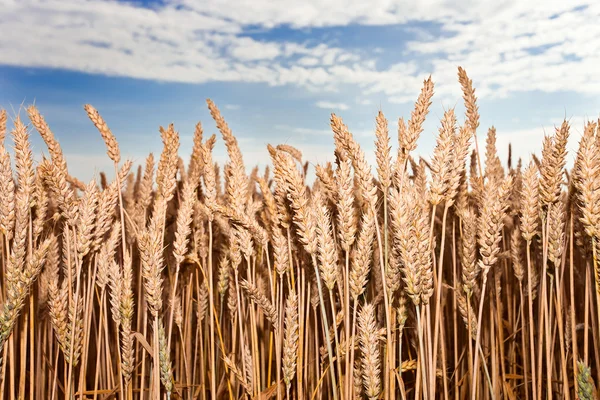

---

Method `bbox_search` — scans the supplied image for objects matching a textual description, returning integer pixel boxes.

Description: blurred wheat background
[0,67,599,400]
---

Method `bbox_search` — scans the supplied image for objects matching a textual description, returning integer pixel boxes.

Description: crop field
[0,67,598,399]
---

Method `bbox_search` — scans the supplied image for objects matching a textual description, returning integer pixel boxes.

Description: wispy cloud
[275,124,331,136]
[1,0,598,104]
[315,101,350,110]
[275,123,375,139]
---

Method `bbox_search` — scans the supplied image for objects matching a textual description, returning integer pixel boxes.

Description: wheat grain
[283,290,299,392]
[84,104,121,164]
[358,303,381,400]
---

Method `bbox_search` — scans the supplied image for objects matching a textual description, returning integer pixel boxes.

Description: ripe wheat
[0,68,599,400]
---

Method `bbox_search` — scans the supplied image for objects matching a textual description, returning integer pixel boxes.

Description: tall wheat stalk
[0,68,598,400]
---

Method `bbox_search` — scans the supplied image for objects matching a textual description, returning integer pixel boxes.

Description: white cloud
[224,104,241,110]
[274,122,376,141]
[315,101,350,110]
[228,37,282,61]
[0,0,599,104]
[405,3,600,99]
[356,98,373,106]
[171,0,460,28]
[297,57,320,67]
[389,94,420,104]
[275,124,332,136]
[0,0,364,87]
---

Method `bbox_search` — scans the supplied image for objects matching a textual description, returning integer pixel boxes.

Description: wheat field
[0,67,598,399]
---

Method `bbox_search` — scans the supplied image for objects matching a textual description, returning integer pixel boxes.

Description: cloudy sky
[1,0,599,180]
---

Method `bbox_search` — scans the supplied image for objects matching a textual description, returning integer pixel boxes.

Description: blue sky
[1,0,600,180]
